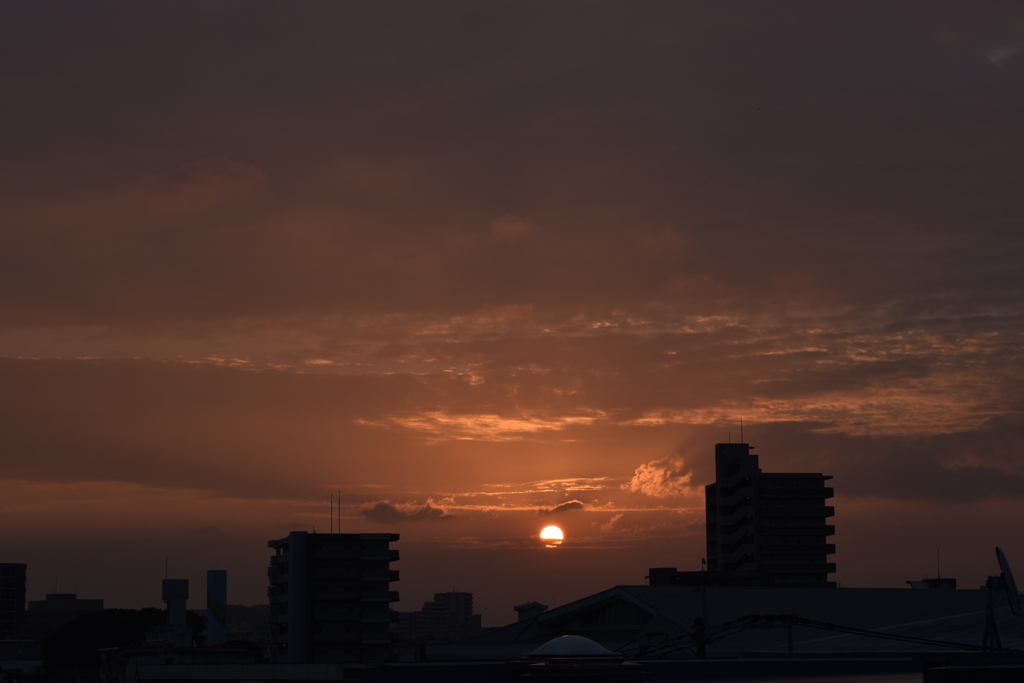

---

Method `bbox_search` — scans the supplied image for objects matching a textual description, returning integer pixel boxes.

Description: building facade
[0,564,27,638]
[705,443,835,587]
[267,532,399,663]
[395,592,476,643]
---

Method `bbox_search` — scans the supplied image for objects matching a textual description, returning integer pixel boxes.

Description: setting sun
[540,525,564,547]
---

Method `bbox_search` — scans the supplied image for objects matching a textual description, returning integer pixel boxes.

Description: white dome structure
[525,635,618,658]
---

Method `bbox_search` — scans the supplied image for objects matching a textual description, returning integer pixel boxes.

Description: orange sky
[2,2,1024,624]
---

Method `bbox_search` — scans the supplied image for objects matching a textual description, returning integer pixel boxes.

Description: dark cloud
[745,420,1024,502]
[0,3,1022,328]
[539,500,585,516]
[361,501,454,524]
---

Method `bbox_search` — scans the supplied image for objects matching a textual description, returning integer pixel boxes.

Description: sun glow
[540,525,564,547]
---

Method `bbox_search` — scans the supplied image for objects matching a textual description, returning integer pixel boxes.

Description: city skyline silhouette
[2,2,1024,630]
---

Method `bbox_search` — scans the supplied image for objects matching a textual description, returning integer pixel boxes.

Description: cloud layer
[1,2,1023,621]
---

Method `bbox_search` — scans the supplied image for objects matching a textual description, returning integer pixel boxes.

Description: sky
[2,2,1024,626]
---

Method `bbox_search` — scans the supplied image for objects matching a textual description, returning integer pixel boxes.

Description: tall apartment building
[705,443,836,587]
[0,564,27,638]
[267,532,399,663]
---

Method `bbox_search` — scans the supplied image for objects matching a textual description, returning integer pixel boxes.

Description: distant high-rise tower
[705,443,836,587]
[267,532,399,663]
[0,563,27,637]
[206,570,227,646]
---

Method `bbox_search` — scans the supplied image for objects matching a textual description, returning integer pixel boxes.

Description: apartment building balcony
[359,590,400,603]
[758,487,834,499]
[360,569,400,582]
[361,549,400,562]
[759,505,834,517]
[761,543,836,555]
[759,561,837,573]
[760,524,835,536]
[359,611,392,624]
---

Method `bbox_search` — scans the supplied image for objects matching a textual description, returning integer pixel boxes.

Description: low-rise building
[25,593,104,639]
[428,585,999,660]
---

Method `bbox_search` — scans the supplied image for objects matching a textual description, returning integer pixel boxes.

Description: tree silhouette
[42,609,207,670]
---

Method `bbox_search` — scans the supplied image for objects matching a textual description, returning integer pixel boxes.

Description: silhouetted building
[514,602,548,622]
[705,443,835,587]
[647,567,771,587]
[0,639,41,676]
[222,604,271,646]
[145,579,193,648]
[0,563,27,638]
[395,592,479,643]
[429,585,996,661]
[206,570,227,645]
[25,593,103,639]
[267,532,399,663]
[908,577,957,590]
